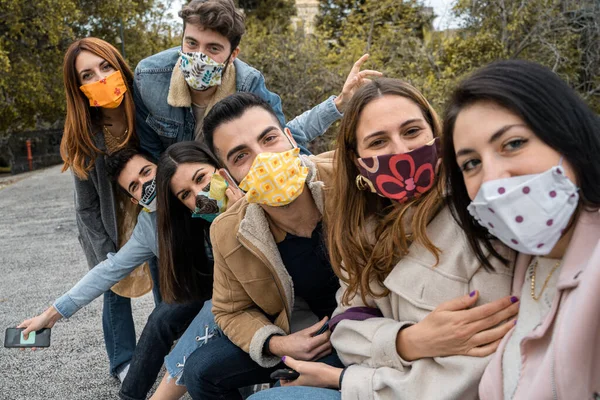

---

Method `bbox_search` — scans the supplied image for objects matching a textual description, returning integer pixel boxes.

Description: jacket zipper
[238,235,292,328]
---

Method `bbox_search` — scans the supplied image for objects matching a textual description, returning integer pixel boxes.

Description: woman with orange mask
[59,37,150,381]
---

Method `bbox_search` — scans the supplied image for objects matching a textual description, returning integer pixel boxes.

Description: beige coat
[331,206,514,400]
[210,152,335,368]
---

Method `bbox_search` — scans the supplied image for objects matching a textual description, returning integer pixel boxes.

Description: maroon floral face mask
[356,138,440,203]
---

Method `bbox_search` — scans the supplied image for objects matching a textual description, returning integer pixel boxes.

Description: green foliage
[2,0,598,140]
[0,0,180,135]
[239,0,297,25]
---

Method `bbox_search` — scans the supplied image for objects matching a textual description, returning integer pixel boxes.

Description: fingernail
[510,296,519,303]
[282,356,286,362]
[513,319,518,325]
[469,290,476,297]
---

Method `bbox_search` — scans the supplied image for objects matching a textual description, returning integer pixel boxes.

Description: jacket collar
[167,59,237,109]
[236,155,325,314]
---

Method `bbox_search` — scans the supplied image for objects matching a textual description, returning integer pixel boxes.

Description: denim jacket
[133,47,342,159]
[54,211,158,318]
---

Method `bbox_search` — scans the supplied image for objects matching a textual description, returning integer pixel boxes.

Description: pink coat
[479,210,600,400]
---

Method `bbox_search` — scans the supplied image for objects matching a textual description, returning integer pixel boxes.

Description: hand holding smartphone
[270,368,300,381]
[4,327,51,348]
[311,321,329,337]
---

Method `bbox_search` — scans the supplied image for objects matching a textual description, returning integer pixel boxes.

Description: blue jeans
[118,299,205,400]
[148,256,162,305]
[102,289,136,376]
[183,334,344,400]
[164,300,219,385]
[248,387,341,400]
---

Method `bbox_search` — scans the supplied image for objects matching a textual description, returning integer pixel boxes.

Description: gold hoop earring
[356,175,368,191]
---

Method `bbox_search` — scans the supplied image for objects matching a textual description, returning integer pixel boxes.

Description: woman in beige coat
[249,78,518,400]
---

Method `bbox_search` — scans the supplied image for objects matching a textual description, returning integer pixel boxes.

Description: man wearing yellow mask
[179,93,342,400]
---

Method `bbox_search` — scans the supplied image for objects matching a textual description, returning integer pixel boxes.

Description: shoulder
[234,58,262,89]
[311,151,335,187]
[136,47,180,74]
[210,199,248,255]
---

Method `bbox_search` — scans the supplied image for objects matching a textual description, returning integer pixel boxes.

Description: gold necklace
[103,124,128,139]
[530,257,561,301]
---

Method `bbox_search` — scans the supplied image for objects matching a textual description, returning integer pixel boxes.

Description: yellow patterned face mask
[239,147,308,207]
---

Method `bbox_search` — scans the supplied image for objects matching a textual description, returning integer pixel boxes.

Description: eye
[101,63,113,71]
[404,127,422,137]
[180,190,190,200]
[209,46,221,53]
[503,138,528,152]
[195,173,206,184]
[460,158,481,172]
[82,72,92,81]
[368,138,386,148]
[234,152,247,164]
[264,134,278,144]
[186,40,197,48]
[143,169,150,176]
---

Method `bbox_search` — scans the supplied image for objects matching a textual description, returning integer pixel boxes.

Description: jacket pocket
[146,114,181,139]
[384,257,469,314]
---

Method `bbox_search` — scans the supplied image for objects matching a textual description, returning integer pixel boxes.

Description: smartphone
[4,328,51,348]
[270,368,300,381]
[312,321,329,337]
[219,169,241,191]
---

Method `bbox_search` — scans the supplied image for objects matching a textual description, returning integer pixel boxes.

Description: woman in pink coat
[443,59,600,399]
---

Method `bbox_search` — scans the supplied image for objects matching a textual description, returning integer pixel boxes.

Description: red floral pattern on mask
[357,138,440,203]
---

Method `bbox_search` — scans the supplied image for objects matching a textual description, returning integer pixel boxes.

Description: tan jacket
[331,206,515,400]
[210,152,335,367]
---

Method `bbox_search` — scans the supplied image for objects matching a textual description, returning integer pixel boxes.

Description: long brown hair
[156,142,220,303]
[327,78,444,305]
[60,37,136,179]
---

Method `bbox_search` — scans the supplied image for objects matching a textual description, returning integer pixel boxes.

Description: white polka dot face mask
[467,162,579,255]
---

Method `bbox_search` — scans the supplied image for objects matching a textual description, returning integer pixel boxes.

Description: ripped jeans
[164,299,220,385]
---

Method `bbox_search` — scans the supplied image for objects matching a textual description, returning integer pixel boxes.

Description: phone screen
[4,328,51,348]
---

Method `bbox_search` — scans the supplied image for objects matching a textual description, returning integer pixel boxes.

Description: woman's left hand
[218,169,245,207]
[280,356,343,389]
[334,54,383,113]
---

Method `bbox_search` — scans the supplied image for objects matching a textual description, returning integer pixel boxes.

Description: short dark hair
[105,147,155,184]
[443,59,600,268]
[179,0,245,50]
[203,92,282,158]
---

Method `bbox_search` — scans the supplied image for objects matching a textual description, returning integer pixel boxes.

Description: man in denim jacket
[18,148,215,400]
[134,0,358,159]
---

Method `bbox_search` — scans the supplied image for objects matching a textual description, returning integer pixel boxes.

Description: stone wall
[0,129,64,174]
[293,0,319,35]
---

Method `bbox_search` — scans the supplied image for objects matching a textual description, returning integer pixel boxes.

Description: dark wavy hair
[443,59,600,267]
[156,141,220,303]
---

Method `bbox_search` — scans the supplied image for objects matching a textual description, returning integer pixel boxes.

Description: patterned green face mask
[178,50,226,91]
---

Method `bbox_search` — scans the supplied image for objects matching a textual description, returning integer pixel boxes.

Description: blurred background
[0,0,598,169]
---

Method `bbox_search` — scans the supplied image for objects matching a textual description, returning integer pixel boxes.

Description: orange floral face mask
[79,70,127,109]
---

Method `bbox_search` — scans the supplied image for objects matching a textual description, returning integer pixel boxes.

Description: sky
[424,0,460,30]
[168,0,459,31]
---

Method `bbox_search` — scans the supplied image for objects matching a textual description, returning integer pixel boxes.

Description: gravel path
[0,165,160,399]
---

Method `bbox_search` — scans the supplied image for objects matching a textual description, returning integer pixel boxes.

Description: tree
[0,0,180,135]
[238,0,296,25]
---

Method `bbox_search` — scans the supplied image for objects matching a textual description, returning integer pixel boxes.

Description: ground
[0,165,173,399]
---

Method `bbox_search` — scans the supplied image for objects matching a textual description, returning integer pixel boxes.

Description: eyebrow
[225,126,280,162]
[192,168,205,183]
[455,124,525,157]
[128,164,153,193]
[362,118,423,143]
